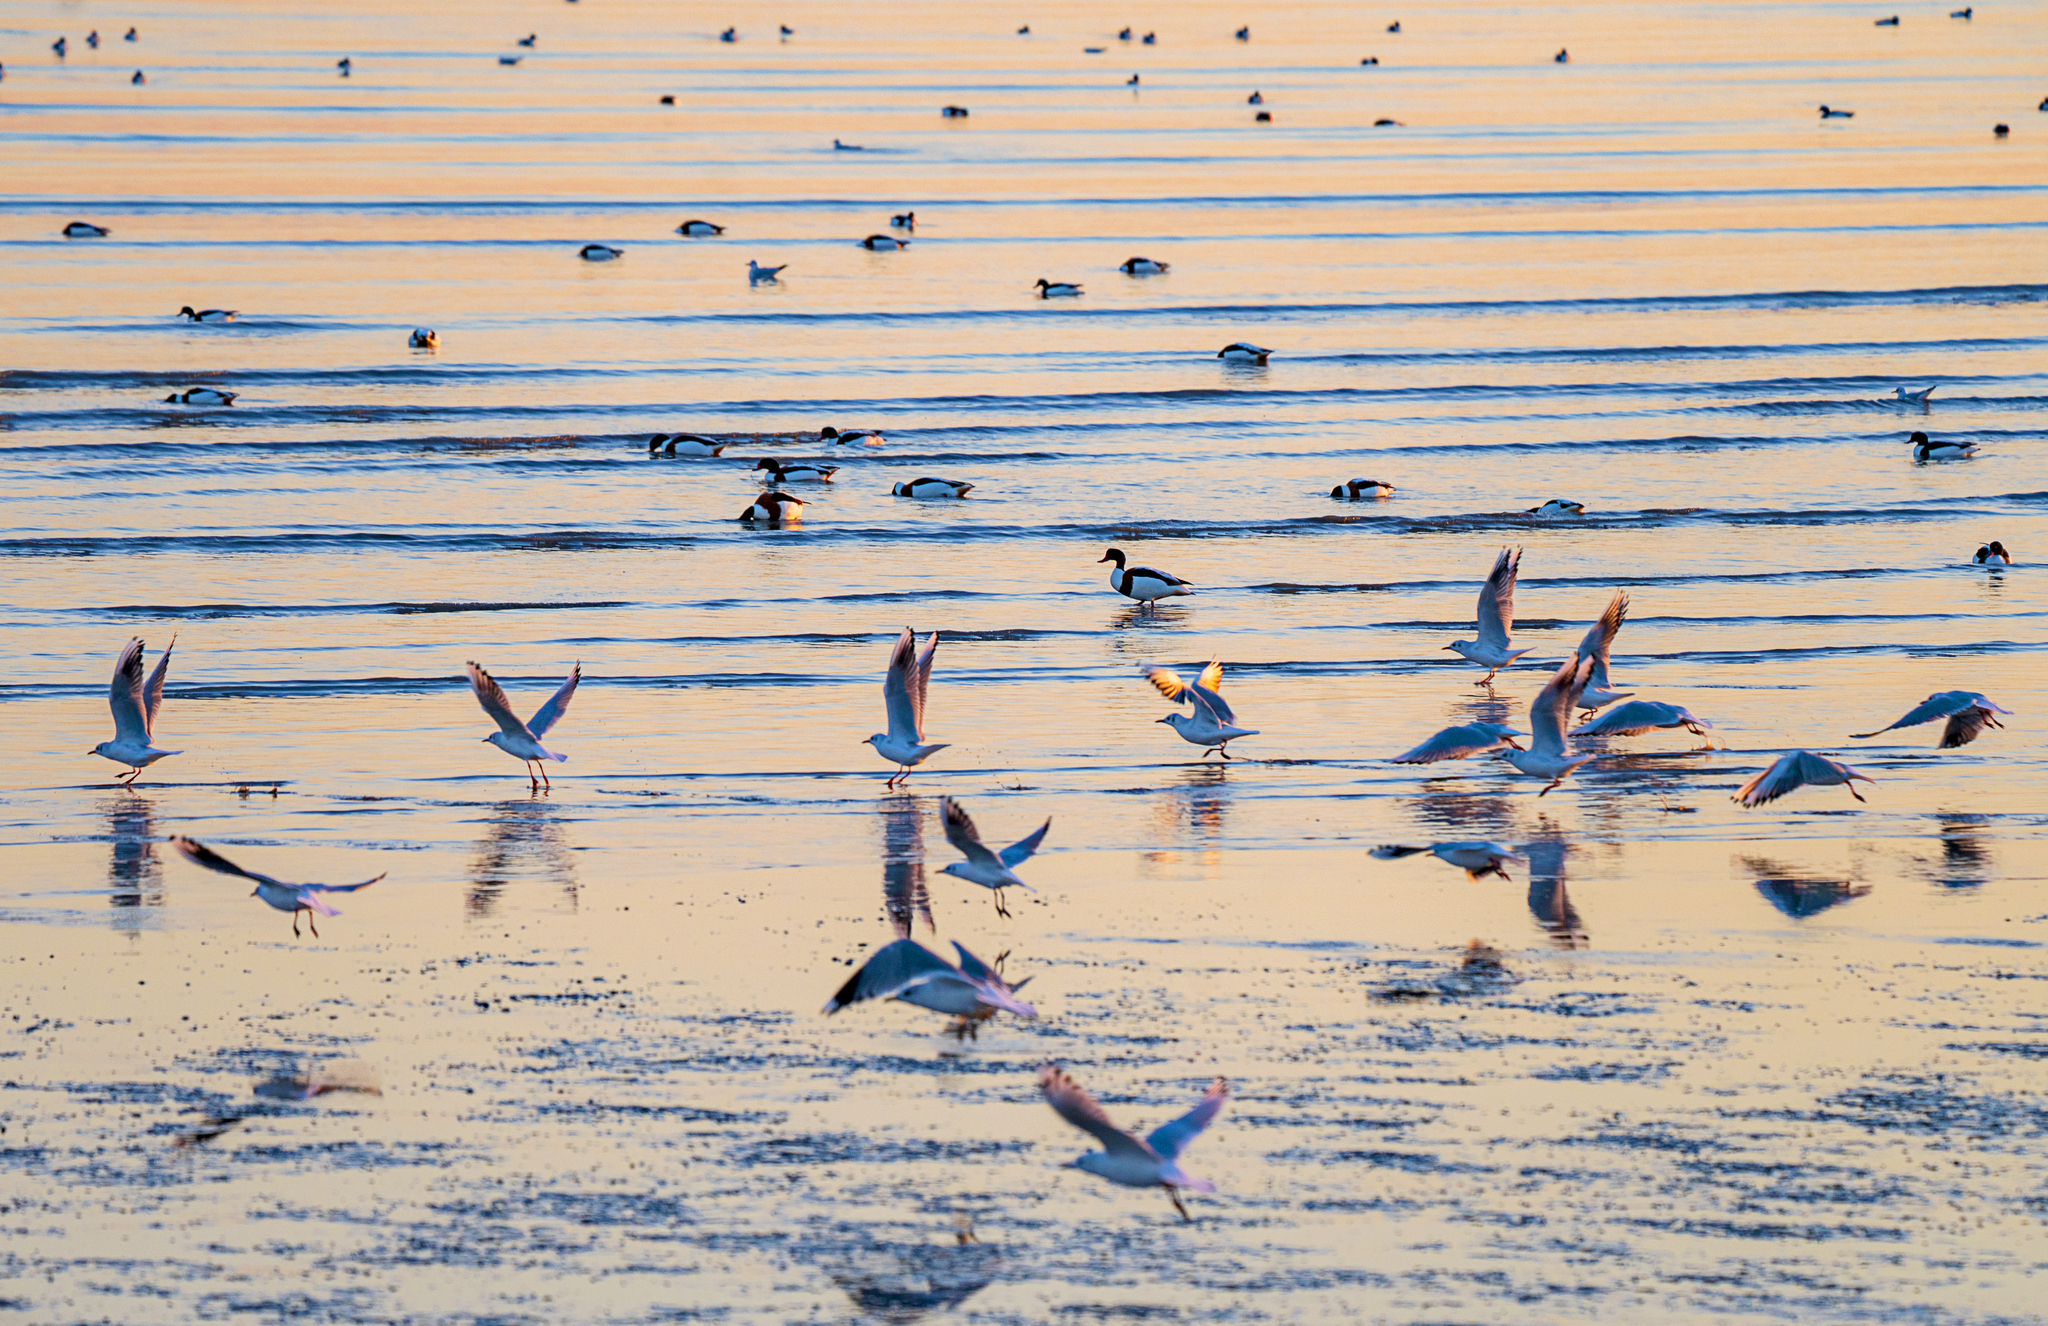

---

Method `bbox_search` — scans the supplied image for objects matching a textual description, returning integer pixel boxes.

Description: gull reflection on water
[102,792,163,925]
[1143,762,1233,869]
[1407,785,1588,946]
[1741,856,1873,918]
[821,1222,999,1325]
[878,793,933,937]
[1523,835,1588,949]
[466,795,578,918]
[1919,815,1992,891]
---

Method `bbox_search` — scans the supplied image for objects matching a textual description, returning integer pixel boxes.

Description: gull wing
[1527,655,1587,758]
[526,663,580,738]
[1038,1065,1158,1161]
[822,938,957,1013]
[1144,665,1192,704]
[467,663,537,742]
[1196,660,1223,694]
[1851,690,1983,739]
[882,628,921,742]
[142,636,176,736]
[941,797,1005,871]
[998,817,1051,868]
[172,836,288,890]
[1941,705,2005,749]
[1571,699,1689,737]
[1147,663,1233,723]
[304,876,383,895]
[950,941,1000,983]
[1733,751,1871,808]
[1392,723,1503,763]
[1574,591,1627,693]
[1369,844,1433,860]
[109,638,151,743]
[1144,1077,1231,1161]
[1475,547,1520,651]
[296,891,343,917]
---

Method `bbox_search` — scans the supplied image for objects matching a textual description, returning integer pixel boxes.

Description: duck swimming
[517,33,537,46]
[1910,430,1975,461]
[164,387,237,405]
[1035,279,1083,297]
[754,458,838,483]
[739,492,804,523]
[1119,256,1168,274]
[64,221,110,237]
[409,328,438,349]
[178,306,237,322]
[1819,105,1854,118]
[1527,499,1585,517]
[1973,541,2012,566]
[1217,342,1271,363]
[859,234,908,249]
[890,211,916,227]
[579,243,623,261]
[649,433,728,457]
[677,219,724,235]
[892,477,974,498]
[821,425,885,445]
[1332,478,1396,500]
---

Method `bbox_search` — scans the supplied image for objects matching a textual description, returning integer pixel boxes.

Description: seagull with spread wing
[823,937,1036,1037]
[1733,751,1874,808]
[1851,690,2010,749]
[938,797,1049,917]
[865,627,948,786]
[1445,547,1533,684]
[1571,699,1713,740]
[1389,721,1525,763]
[172,836,383,938]
[466,661,579,789]
[1503,655,1598,794]
[1568,590,1631,716]
[1039,1065,1230,1222]
[90,636,181,784]
[1370,841,1526,881]
[1143,660,1257,759]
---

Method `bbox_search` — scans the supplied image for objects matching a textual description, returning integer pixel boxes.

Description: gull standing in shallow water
[865,628,947,786]
[1734,751,1874,807]
[1039,1065,1229,1222]
[1371,842,1526,881]
[1144,661,1257,759]
[1389,721,1525,763]
[1445,547,1533,683]
[823,937,1035,1037]
[1851,691,2010,748]
[172,837,382,938]
[939,797,1049,917]
[466,661,580,789]
[91,637,181,785]
[1504,655,1598,795]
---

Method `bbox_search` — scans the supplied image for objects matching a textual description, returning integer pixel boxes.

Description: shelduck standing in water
[1100,547,1192,608]
[820,426,885,445]
[1910,430,1975,462]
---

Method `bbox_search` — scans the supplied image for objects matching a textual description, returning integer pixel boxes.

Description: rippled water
[4,1,2047,1321]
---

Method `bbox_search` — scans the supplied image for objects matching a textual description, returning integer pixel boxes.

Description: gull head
[1073,1153,1114,1178]
[90,740,118,759]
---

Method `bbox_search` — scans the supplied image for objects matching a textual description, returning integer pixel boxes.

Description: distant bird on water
[1445,546,1532,683]
[1526,498,1584,518]
[1119,256,1168,274]
[821,425,886,445]
[64,221,110,237]
[1951,7,1972,17]
[754,457,836,483]
[579,243,623,261]
[172,837,382,939]
[865,627,947,786]
[719,26,737,42]
[131,70,146,84]
[126,27,138,41]
[179,305,237,322]
[1236,26,1250,40]
[53,36,67,57]
[939,797,1049,917]
[1972,541,2011,566]
[88,29,100,48]
[1734,751,1873,808]
[891,211,916,228]
[1851,690,2010,748]
[1127,73,1141,85]
[893,476,974,498]
[337,57,351,76]
[859,234,908,249]
[1819,105,1853,118]
[747,260,787,281]
[1893,384,1936,403]
[677,219,724,235]
[466,661,580,789]
[649,433,728,456]
[164,387,237,405]
[1910,430,1975,461]
[1388,21,1402,33]
[1875,14,1900,25]
[498,56,521,65]
[1217,342,1271,363]
[1101,546,1193,608]
[834,138,864,151]
[1039,1065,1230,1222]
[738,491,805,523]
[409,328,438,349]
[1554,48,1569,62]
[1332,478,1395,500]
[1034,279,1083,297]
[518,33,537,46]
[1144,660,1258,759]
[91,636,180,784]
[1248,91,1263,104]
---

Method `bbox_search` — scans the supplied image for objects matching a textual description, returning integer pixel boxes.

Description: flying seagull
[1144,660,1257,759]
[1445,547,1533,683]
[823,937,1036,1037]
[1039,1065,1229,1221]
[1851,690,2010,748]
[1733,751,1874,808]
[467,661,579,789]
[1389,721,1525,764]
[1370,841,1526,881]
[91,636,181,784]
[939,797,1049,917]
[865,628,947,786]
[1568,590,1631,715]
[1503,655,1598,794]
[172,836,382,938]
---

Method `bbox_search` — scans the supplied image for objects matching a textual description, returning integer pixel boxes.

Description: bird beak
[1441,644,1456,650]
[1155,716,1172,724]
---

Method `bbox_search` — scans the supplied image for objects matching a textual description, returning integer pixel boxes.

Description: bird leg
[292,908,303,938]
[307,911,320,938]
[1165,1185,1190,1222]
[525,762,539,790]
[119,767,141,786]
[1538,776,1562,797]
[539,763,552,791]
[993,889,1011,919]
[1474,669,1498,686]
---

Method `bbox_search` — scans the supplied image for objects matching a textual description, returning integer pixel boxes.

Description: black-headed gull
[1851,690,2009,748]
[865,628,947,786]
[1144,660,1257,759]
[939,797,1049,917]
[1569,590,1631,715]
[1504,655,1597,794]
[1389,721,1525,763]
[1570,699,1713,739]
[1893,384,1935,403]
[91,637,180,784]
[1100,546,1192,608]
[1445,546,1532,683]
[1371,841,1526,881]
[747,260,786,281]
[1734,751,1873,807]
[466,661,579,788]
[1039,1065,1229,1222]
[172,837,382,938]
[823,937,1035,1035]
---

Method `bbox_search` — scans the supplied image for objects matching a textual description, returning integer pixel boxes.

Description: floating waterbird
[1119,256,1168,273]
[892,477,974,498]
[1331,478,1395,499]
[178,306,237,322]
[579,243,623,260]
[754,458,837,483]
[860,234,908,249]
[940,797,1049,917]
[1144,660,1258,759]
[466,661,580,789]
[865,627,947,786]
[1910,430,1975,461]
[739,491,805,523]
[1851,691,2010,748]
[677,219,724,235]
[747,260,787,281]
[1527,498,1584,517]
[890,211,916,227]
[821,425,885,445]
[172,837,382,939]
[1039,1066,1229,1222]
[1893,384,1936,403]
[91,637,180,784]
[1819,105,1853,118]
[1972,541,2011,566]
[942,105,969,117]
[648,433,728,456]
[1217,342,1271,363]
[64,221,109,237]
[518,33,537,46]
[1101,546,1193,608]
[408,328,437,349]
[1034,279,1083,297]
[164,387,237,404]
[1445,546,1533,684]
